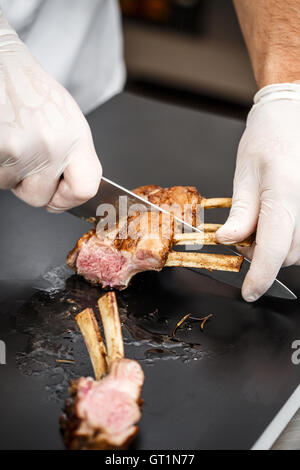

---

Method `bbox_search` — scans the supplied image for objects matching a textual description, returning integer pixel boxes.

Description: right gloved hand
[0,12,102,211]
[216,83,300,302]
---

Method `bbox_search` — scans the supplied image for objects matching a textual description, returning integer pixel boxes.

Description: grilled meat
[66,185,200,289]
[61,294,144,450]
[66,184,245,289]
[61,358,144,450]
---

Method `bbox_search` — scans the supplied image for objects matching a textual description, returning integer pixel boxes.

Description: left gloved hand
[0,12,102,212]
[216,83,300,302]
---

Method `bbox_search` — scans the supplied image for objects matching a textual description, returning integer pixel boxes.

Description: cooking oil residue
[14,267,210,402]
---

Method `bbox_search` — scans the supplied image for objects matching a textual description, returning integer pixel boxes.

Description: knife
[68,176,297,300]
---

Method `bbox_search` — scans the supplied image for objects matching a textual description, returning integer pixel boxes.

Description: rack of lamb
[67,184,251,289]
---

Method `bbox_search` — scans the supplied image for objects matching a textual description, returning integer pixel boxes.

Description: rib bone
[98,292,124,365]
[173,231,253,247]
[203,198,232,209]
[166,251,243,272]
[75,308,108,380]
[202,223,222,232]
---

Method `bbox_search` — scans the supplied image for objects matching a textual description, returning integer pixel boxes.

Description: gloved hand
[216,83,300,302]
[0,12,102,211]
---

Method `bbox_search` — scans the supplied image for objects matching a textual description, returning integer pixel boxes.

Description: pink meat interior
[77,360,143,436]
[75,235,164,288]
[76,242,126,286]
[79,385,139,434]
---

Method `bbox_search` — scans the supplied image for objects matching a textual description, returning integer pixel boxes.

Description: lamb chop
[66,185,251,289]
[60,292,144,450]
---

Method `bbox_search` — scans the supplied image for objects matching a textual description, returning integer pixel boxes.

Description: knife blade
[68,176,297,300]
[189,263,297,300]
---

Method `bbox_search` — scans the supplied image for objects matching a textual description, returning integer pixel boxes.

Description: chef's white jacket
[0,0,125,114]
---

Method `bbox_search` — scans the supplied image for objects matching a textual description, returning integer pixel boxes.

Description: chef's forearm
[233,0,300,88]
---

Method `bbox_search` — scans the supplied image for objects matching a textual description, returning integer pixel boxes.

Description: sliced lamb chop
[67,209,174,289]
[66,184,247,289]
[60,293,144,450]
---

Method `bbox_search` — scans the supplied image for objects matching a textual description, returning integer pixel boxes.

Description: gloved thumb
[216,166,260,244]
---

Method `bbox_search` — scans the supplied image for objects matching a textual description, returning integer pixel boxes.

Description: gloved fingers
[238,226,300,268]
[282,231,300,266]
[216,189,260,244]
[11,170,59,207]
[46,145,102,213]
[216,160,260,244]
[282,252,300,267]
[236,243,256,260]
[0,166,20,189]
[242,199,295,302]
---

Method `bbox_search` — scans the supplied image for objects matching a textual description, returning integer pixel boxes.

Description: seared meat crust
[66,185,202,289]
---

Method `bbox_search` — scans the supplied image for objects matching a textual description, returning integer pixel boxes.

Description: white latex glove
[0,12,102,211]
[216,83,300,302]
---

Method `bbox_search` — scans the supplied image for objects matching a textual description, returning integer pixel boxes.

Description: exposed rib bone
[173,231,253,247]
[98,292,124,365]
[202,223,222,232]
[165,251,243,272]
[75,308,108,380]
[202,198,232,209]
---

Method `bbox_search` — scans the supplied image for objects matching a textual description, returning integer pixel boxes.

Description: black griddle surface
[0,93,299,450]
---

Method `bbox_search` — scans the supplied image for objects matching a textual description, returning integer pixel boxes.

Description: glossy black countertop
[0,93,299,450]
